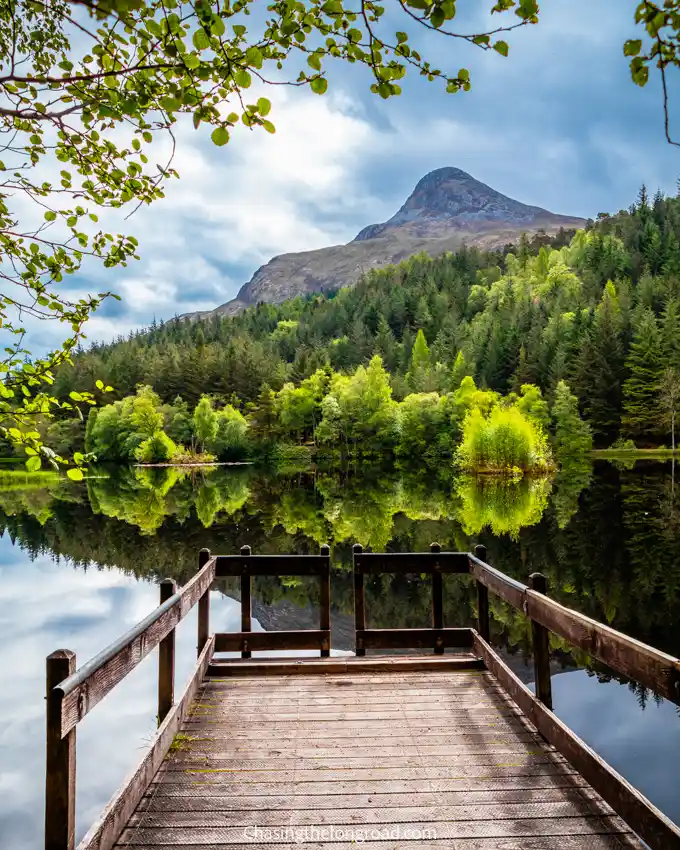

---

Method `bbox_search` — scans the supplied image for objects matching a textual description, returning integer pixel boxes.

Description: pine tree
[572,289,625,446]
[622,310,664,440]
[552,381,593,463]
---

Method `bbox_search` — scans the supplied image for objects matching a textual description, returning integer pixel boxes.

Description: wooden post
[530,572,553,710]
[319,544,331,658]
[240,545,252,659]
[431,542,444,655]
[474,544,490,643]
[353,544,366,657]
[197,548,211,658]
[158,578,177,724]
[45,649,76,850]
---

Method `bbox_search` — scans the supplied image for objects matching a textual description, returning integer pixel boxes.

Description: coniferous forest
[29,186,680,468]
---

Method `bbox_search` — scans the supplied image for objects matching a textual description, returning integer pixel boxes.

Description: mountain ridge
[185,167,586,320]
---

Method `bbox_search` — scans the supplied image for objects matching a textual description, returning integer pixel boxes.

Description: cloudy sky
[40,0,680,346]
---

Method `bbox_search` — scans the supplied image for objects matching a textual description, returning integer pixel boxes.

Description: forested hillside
[48,186,680,459]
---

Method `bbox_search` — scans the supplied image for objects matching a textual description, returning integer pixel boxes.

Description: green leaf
[624,39,643,57]
[211,126,230,146]
[26,455,41,472]
[193,28,210,50]
[493,40,509,57]
[44,211,57,222]
[67,468,84,481]
[310,77,328,95]
[211,16,225,36]
[257,97,271,116]
[96,379,104,390]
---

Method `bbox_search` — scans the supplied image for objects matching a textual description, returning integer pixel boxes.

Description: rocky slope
[187,167,586,319]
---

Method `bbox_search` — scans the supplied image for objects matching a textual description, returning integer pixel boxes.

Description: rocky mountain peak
[354,167,554,241]
[183,167,586,321]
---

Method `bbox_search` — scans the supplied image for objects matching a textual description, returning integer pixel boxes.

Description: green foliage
[552,381,593,464]
[211,405,249,460]
[134,431,177,464]
[622,310,664,439]
[193,396,218,452]
[456,405,552,473]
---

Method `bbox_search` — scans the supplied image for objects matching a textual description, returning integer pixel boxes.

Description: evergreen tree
[552,381,593,462]
[622,310,664,440]
[572,289,625,447]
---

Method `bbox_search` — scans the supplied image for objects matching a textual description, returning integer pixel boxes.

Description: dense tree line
[77,364,588,472]
[45,187,680,452]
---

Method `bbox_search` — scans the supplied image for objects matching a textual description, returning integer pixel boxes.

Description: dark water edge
[0,459,679,848]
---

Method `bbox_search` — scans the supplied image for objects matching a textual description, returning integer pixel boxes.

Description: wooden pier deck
[117,661,642,849]
[44,546,680,850]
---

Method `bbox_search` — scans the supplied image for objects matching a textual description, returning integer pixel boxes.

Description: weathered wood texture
[529,572,553,710]
[214,630,330,652]
[215,554,329,576]
[468,552,680,706]
[473,633,680,850]
[57,557,216,736]
[77,636,215,850]
[114,663,644,850]
[356,627,473,650]
[45,649,76,850]
[354,550,469,573]
[196,549,211,657]
[474,544,490,643]
[157,579,177,723]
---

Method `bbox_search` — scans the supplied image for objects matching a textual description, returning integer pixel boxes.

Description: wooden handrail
[46,554,216,850]
[55,555,216,737]
[468,551,680,707]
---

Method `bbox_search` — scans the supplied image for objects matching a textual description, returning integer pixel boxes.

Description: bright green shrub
[134,430,177,464]
[456,406,552,473]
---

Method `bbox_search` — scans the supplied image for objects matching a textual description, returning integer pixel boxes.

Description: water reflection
[0,460,679,847]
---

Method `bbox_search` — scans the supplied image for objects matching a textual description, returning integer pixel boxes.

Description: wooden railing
[44,543,680,850]
[353,542,472,655]
[45,552,216,850]
[213,544,331,657]
[467,544,680,708]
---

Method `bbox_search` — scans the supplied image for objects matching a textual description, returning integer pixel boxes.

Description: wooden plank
[174,763,575,782]
[58,558,216,736]
[76,635,215,850]
[525,591,680,706]
[357,628,473,650]
[468,552,527,610]
[214,631,330,653]
[138,786,603,811]
[129,799,617,828]
[473,633,680,850]
[45,649,76,850]
[207,656,484,677]
[117,815,631,844]
[354,551,469,574]
[215,555,328,577]
[110,839,642,850]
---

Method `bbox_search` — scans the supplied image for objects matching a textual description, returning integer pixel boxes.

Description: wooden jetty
[44,544,680,850]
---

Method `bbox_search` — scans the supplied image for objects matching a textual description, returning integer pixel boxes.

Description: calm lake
[1,460,679,848]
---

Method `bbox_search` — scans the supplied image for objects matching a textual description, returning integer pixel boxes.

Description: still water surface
[0,460,679,848]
